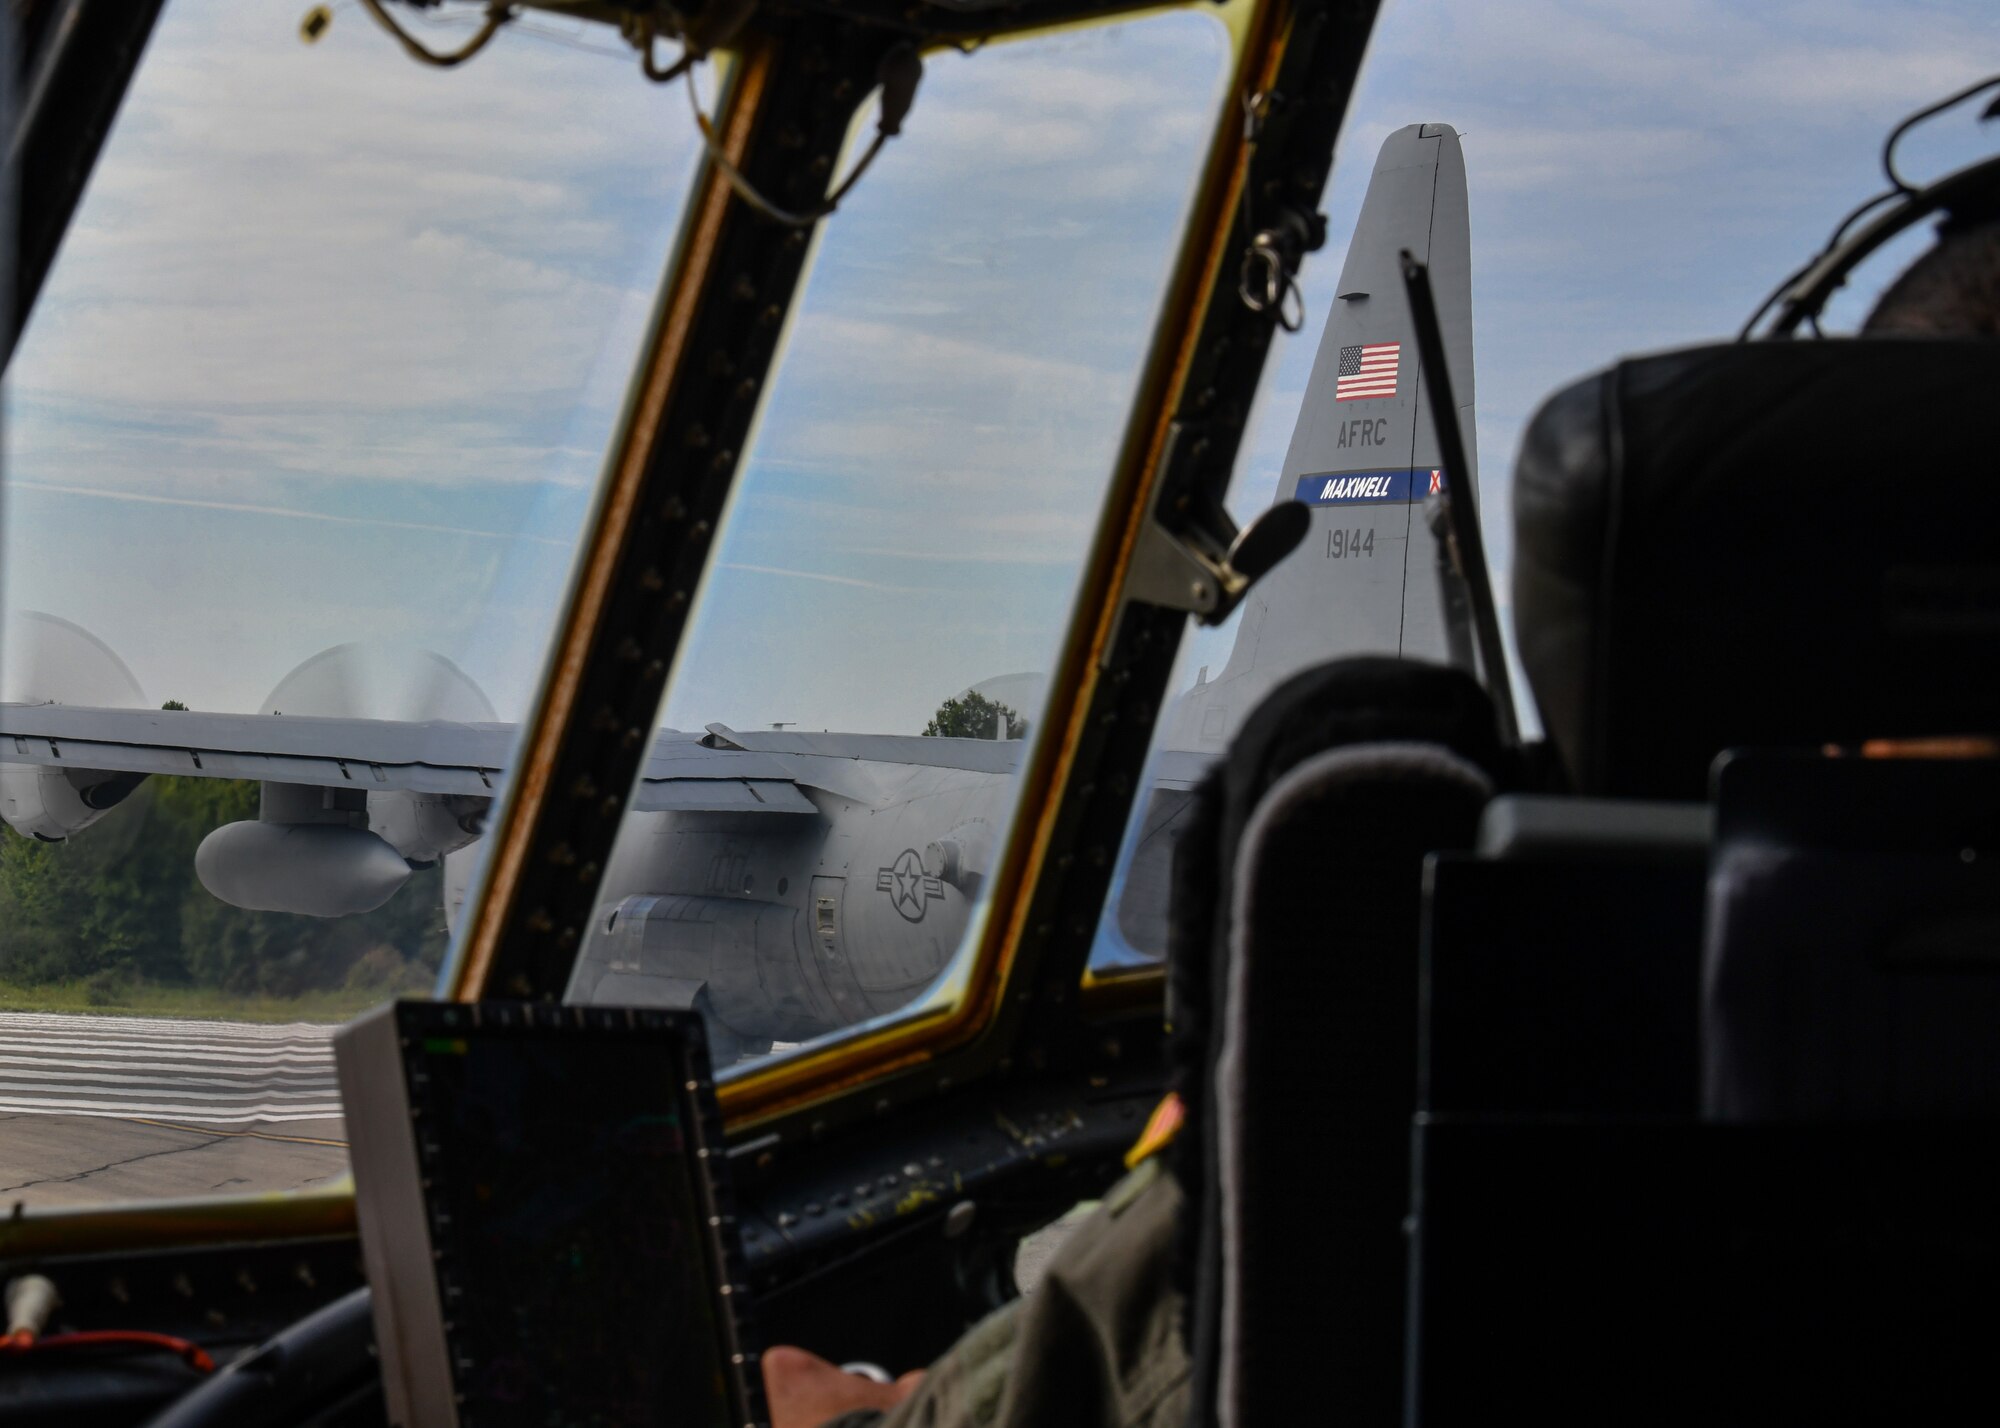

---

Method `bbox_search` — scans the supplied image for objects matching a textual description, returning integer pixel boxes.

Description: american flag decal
[1335,342,1400,401]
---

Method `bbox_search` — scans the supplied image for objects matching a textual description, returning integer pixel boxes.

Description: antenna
[1399,251,1520,745]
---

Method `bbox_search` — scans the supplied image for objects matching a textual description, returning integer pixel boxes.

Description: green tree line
[0,775,446,1000]
[923,690,1028,740]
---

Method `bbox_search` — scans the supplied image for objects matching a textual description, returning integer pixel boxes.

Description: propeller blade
[260,642,494,723]
[2,610,146,708]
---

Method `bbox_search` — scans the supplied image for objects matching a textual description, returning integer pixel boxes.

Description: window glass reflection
[0,0,699,1207]
[565,13,1233,1065]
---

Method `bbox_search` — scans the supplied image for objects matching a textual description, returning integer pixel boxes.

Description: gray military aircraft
[0,122,1479,1057]
[1166,121,1477,748]
[1109,119,1480,957]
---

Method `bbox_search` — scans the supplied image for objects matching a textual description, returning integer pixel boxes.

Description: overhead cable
[683,44,922,228]
[357,0,513,68]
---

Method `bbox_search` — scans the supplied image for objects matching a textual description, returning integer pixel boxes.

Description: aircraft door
[808,876,873,1026]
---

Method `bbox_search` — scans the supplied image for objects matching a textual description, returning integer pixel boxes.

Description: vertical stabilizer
[1164,123,1477,755]
[1101,123,1478,960]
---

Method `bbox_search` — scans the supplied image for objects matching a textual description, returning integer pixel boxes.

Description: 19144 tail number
[1327,527,1375,559]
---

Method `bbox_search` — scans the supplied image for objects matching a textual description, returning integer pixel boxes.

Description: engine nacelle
[191,782,481,920]
[0,764,147,842]
[368,790,488,865]
[196,820,412,917]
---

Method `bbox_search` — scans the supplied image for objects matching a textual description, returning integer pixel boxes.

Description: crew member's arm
[763,1345,925,1428]
[764,1094,1191,1428]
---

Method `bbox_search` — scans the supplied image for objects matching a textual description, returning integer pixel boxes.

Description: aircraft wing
[641,726,1024,811]
[682,725,1023,773]
[0,703,513,797]
[0,705,1028,817]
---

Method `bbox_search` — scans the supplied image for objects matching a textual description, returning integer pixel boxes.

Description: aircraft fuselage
[564,755,1010,1057]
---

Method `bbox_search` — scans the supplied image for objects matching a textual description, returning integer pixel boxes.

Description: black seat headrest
[1172,655,1504,1428]
[1513,339,2000,799]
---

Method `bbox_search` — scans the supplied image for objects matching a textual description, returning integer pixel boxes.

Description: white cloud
[6,0,700,713]
[14,0,694,430]
[9,478,571,545]
[717,562,942,596]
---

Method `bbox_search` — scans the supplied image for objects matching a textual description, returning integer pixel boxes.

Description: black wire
[1738,255,1817,341]
[1824,186,1905,253]
[639,13,695,83]
[1737,187,1901,340]
[359,0,512,68]
[824,133,889,210]
[417,10,631,61]
[683,67,888,227]
[644,45,693,83]
[1741,77,2000,341]
[1883,71,2000,192]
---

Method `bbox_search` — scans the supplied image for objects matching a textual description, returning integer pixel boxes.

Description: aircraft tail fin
[1163,122,1477,754]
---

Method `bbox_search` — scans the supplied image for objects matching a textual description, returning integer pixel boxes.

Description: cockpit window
[564,11,1233,1069]
[1,0,701,1206]
[1089,0,1996,973]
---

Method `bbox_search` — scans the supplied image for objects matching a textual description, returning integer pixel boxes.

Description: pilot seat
[1187,336,2000,1426]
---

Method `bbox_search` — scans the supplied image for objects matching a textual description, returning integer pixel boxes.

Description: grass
[0,976,426,1025]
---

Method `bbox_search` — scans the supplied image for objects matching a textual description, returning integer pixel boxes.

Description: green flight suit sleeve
[857,1157,1190,1428]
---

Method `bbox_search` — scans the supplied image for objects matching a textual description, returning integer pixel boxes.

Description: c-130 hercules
[0,124,1478,1058]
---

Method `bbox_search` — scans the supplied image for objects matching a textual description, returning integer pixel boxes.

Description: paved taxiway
[0,1011,347,1211]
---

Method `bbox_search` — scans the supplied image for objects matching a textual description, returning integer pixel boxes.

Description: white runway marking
[0,1011,340,1124]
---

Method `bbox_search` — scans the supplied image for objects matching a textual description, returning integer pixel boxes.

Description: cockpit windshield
[1,0,700,1205]
[3,0,1990,1210]
[0,0,1237,1201]
[564,12,1234,1068]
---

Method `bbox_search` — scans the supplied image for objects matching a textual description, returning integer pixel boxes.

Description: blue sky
[663,15,1230,733]
[7,0,1996,741]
